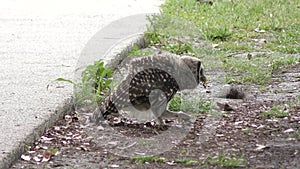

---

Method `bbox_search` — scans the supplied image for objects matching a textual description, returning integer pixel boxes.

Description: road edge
[2,14,149,169]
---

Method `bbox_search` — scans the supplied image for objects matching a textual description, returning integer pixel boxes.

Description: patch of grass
[201,153,247,168]
[270,56,300,73]
[258,86,270,93]
[174,158,198,165]
[168,94,211,113]
[128,44,154,57]
[266,24,300,54]
[155,0,299,53]
[223,54,300,85]
[131,156,198,165]
[145,31,194,55]
[75,61,114,105]
[146,0,299,85]
[260,106,289,118]
[178,149,187,155]
[168,94,182,111]
[223,55,271,85]
[47,147,58,155]
[48,61,114,106]
[131,156,166,163]
[206,27,232,41]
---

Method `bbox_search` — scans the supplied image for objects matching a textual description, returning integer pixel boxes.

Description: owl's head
[180,56,207,88]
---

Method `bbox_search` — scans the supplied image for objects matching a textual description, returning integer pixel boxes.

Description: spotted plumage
[92,53,207,124]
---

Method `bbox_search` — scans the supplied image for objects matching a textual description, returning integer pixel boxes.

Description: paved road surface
[0,0,162,168]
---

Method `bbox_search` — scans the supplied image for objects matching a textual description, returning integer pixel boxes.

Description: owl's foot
[161,110,191,120]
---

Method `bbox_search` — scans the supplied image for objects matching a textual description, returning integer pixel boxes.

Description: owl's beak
[200,76,207,88]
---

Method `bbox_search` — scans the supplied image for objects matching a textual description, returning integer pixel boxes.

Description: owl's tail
[90,96,117,124]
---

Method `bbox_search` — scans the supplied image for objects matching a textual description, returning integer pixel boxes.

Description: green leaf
[46,78,75,90]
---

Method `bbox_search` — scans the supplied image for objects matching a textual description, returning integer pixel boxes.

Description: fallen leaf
[41,146,48,150]
[80,145,89,151]
[212,44,219,48]
[257,125,264,129]
[21,155,31,161]
[83,142,90,146]
[234,121,244,125]
[53,126,60,130]
[255,144,268,151]
[42,150,52,162]
[108,141,118,145]
[109,164,119,168]
[41,136,54,141]
[254,28,266,33]
[33,156,41,162]
[97,125,104,130]
[283,128,294,133]
[167,161,175,165]
[134,152,146,155]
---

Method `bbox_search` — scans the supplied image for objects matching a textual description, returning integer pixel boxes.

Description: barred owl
[92,53,207,124]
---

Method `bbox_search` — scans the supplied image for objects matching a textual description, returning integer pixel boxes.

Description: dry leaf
[21,155,31,161]
[97,125,104,130]
[255,144,268,151]
[109,164,119,168]
[212,44,219,48]
[41,136,54,141]
[167,161,175,165]
[41,146,48,150]
[80,145,89,151]
[254,28,266,33]
[53,126,60,130]
[234,121,243,125]
[33,156,41,162]
[283,128,294,133]
[42,150,52,162]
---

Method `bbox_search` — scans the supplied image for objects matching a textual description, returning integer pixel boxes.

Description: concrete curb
[0,99,74,169]
[2,14,150,169]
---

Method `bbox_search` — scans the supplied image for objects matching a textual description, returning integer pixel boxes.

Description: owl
[92,52,207,124]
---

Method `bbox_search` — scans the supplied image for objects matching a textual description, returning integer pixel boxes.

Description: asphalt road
[0,0,162,168]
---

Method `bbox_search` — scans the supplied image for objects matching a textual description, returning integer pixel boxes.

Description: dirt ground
[12,54,300,168]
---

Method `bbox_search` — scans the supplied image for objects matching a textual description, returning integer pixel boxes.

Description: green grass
[174,158,198,165]
[168,94,211,113]
[146,0,300,85]
[131,156,166,163]
[128,44,154,57]
[131,156,198,165]
[144,31,195,55]
[223,53,299,85]
[178,149,187,155]
[260,106,289,118]
[75,61,114,105]
[49,61,114,106]
[157,0,299,53]
[201,153,247,168]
